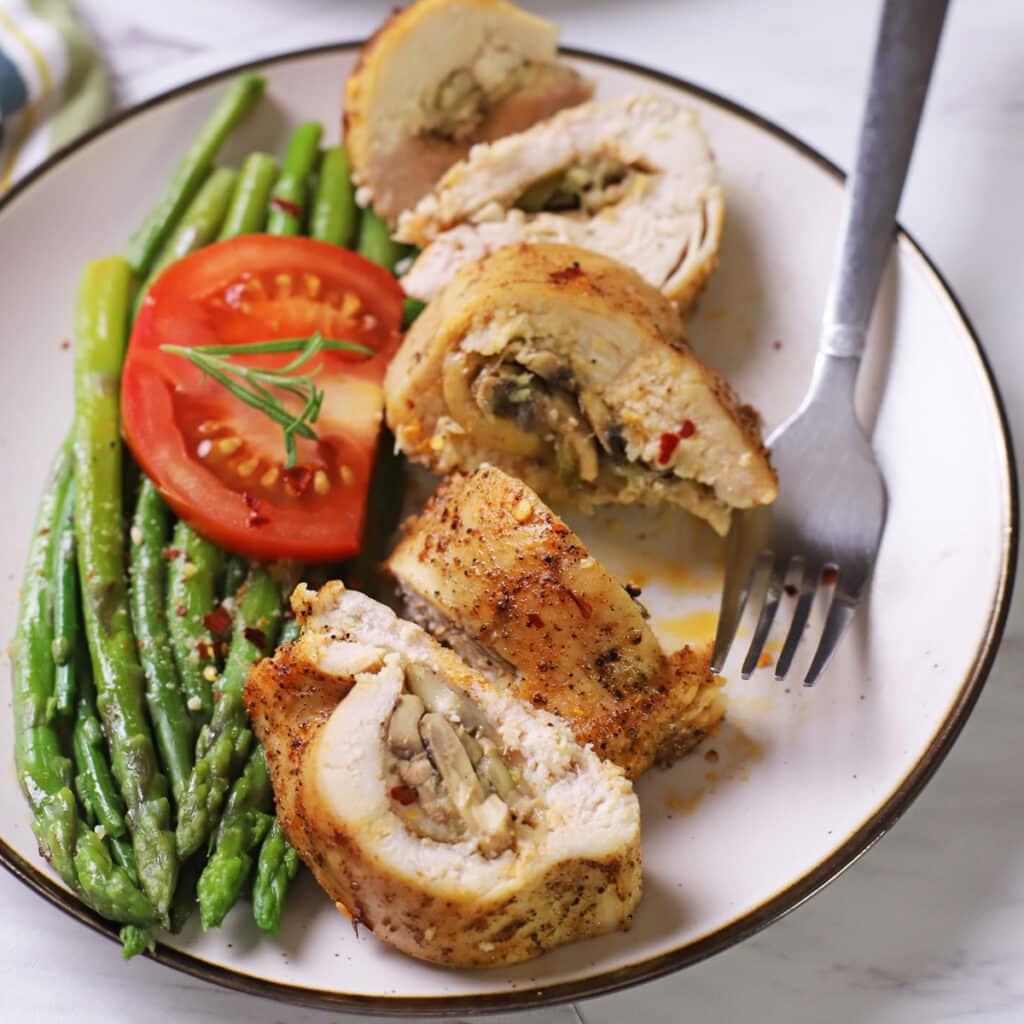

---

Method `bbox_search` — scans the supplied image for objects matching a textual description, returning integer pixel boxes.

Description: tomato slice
[121,235,404,562]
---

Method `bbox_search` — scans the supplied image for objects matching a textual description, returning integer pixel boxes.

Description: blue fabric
[0,44,28,118]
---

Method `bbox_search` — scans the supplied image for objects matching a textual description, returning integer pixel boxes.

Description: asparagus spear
[197,745,274,929]
[11,443,153,924]
[72,656,134,874]
[402,296,426,328]
[167,522,224,728]
[74,829,155,927]
[266,122,323,236]
[49,475,79,718]
[129,479,195,803]
[218,151,279,238]
[73,256,178,923]
[253,819,300,935]
[124,72,264,275]
[134,165,239,313]
[354,207,423,325]
[309,145,358,246]
[118,924,152,960]
[176,565,282,858]
[13,440,79,886]
[356,206,407,269]
[222,555,248,602]
[168,853,205,934]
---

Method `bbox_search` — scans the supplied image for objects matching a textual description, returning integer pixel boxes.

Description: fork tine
[740,557,787,678]
[773,560,818,681]
[710,546,766,675]
[803,587,858,687]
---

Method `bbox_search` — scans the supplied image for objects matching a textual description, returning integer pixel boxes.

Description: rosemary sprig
[161,333,373,468]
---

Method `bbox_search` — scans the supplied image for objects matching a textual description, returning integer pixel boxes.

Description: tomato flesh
[121,236,404,562]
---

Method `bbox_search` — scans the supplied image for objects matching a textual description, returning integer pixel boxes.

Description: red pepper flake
[244,626,268,650]
[60,339,71,351]
[37,528,50,536]
[548,260,583,285]
[567,589,593,619]
[772,339,784,351]
[390,784,418,806]
[658,432,681,464]
[679,419,696,439]
[527,612,545,629]
[821,567,838,585]
[242,491,270,527]
[213,690,222,702]
[175,604,187,617]
[203,604,232,636]
[196,639,213,661]
[270,196,302,217]
[163,546,182,560]
[550,520,570,535]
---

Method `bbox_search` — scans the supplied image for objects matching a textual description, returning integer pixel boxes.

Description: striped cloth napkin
[0,0,107,192]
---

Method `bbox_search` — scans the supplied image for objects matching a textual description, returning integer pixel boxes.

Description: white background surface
[1,1,1021,1022]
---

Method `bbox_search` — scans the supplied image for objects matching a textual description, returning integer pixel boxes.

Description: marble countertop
[3,1,1022,1021]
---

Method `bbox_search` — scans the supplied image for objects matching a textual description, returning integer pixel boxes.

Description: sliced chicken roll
[245,580,641,967]
[385,243,777,534]
[386,465,726,779]
[344,0,593,224]
[397,91,724,307]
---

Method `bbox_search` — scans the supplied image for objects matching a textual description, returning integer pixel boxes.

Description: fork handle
[820,0,948,360]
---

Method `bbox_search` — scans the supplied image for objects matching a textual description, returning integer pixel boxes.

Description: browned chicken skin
[386,466,725,778]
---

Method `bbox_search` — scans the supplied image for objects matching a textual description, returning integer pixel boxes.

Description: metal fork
[711,0,949,687]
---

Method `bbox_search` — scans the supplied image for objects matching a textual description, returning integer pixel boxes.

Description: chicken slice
[397,91,724,308]
[344,0,593,225]
[385,242,777,534]
[244,580,641,967]
[386,465,726,779]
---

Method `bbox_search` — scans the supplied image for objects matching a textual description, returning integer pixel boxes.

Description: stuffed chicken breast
[397,92,724,308]
[245,580,642,967]
[386,465,725,779]
[344,0,592,224]
[385,243,777,535]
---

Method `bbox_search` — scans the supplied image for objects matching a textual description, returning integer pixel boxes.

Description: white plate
[0,44,1016,1016]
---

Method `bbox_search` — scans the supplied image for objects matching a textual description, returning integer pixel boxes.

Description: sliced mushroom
[514,347,571,385]
[388,693,426,757]
[456,724,484,765]
[385,661,527,856]
[477,751,518,803]
[568,429,600,483]
[406,663,493,736]
[420,712,484,802]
